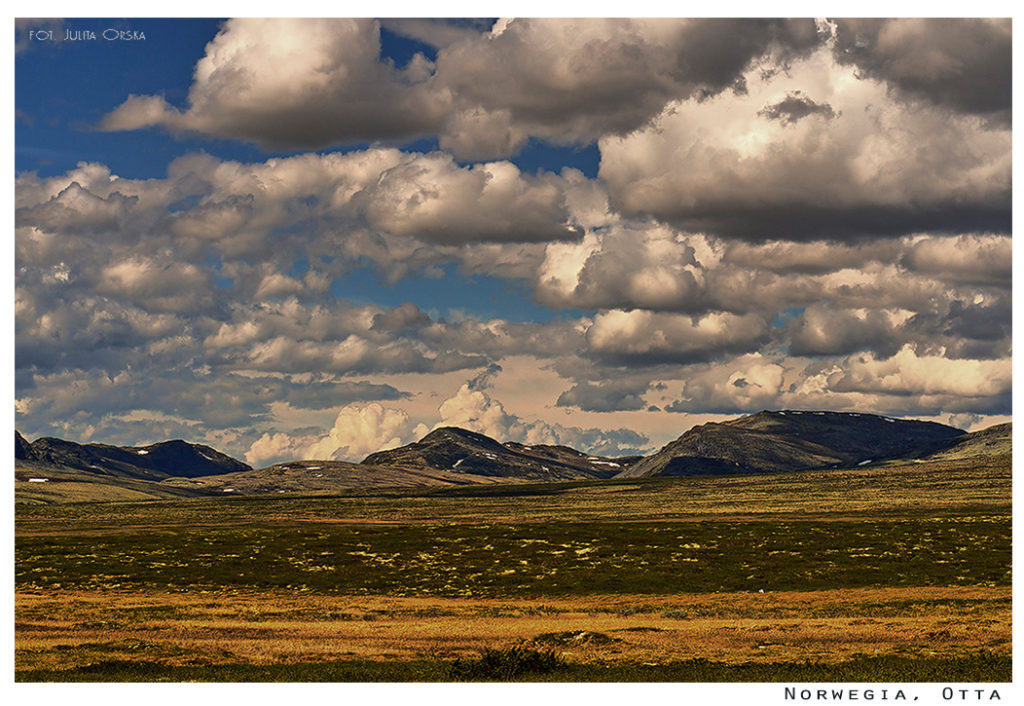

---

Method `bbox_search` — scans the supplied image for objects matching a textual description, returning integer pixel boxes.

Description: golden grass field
[14,455,1012,681]
[15,586,1011,672]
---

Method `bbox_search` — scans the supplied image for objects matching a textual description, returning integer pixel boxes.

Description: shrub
[447,647,566,681]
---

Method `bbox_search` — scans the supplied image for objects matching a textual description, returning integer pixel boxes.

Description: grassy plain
[14,456,1012,681]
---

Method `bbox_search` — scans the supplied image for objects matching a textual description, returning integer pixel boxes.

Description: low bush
[447,647,566,681]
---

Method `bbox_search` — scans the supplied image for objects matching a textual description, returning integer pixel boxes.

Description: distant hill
[617,410,967,478]
[161,458,515,495]
[915,422,1011,462]
[361,427,635,481]
[15,432,251,480]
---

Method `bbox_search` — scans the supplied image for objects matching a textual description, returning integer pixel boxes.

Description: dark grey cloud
[758,91,837,125]
[370,302,433,333]
[787,307,903,358]
[435,18,821,157]
[900,234,1012,287]
[556,379,650,412]
[785,291,1011,363]
[832,18,1011,122]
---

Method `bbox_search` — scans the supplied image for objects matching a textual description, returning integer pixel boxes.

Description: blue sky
[18,19,600,180]
[16,18,600,329]
[14,18,1012,465]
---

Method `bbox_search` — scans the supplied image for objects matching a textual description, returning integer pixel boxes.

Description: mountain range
[14,410,1010,502]
[16,431,250,480]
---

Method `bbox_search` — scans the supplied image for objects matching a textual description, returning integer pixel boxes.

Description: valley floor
[14,455,1012,682]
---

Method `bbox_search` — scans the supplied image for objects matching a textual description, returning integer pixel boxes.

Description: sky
[12,17,1012,466]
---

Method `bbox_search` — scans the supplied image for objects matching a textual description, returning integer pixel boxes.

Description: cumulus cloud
[245,431,316,467]
[99,18,824,160]
[535,224,705,312]
[666,354,787,414]
[305,403,415,461]
[901,234,1011,286]
[831,18,1011,122]
[787,306,904,358]
[352,154,581,243]
[434,18,820,158]
[663,346,1011,419]
[96,19,1010,164]
[599,44,1010,240]
[584,309,770,365]
[17,20,1010,456]
[832,345,1011,399]
[946,412,983,431]
[167,149,578,249]
[18,181,139,234]
[16,154,1011,451]
[436,382,521,441]
[16,364,409,444]
[96,256,211,312]
[100,19,448,148]
[722,239,902,275]
[556,379,651,412]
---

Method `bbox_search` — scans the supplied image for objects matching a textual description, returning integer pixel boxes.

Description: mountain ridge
[617,410,968,478]
[15,432,251,480]
[361,426,632,481]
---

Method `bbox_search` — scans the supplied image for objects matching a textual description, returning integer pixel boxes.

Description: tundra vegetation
[14,452,1011,682]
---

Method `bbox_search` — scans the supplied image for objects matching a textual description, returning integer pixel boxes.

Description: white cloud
[599,45,1010,239]
[100,19,447,148]
[535,224,704,311]
[305,403,415,462]
[832,346,1011,398]
[585,309,769,363]
[664,346,1011,418]
[667,354,786,413]
[354,154,581,243]
[245,431,315,467]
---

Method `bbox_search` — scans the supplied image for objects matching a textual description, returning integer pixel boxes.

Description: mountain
[361,427,634,481]
[916,422,1011,462]
[15,431,35,461]
[17,434,251,480]
[617,410,967,478]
